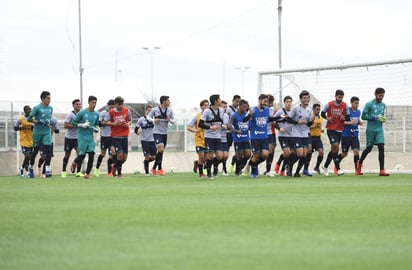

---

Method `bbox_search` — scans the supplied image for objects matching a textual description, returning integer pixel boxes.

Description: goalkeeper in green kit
[356,87,389,176]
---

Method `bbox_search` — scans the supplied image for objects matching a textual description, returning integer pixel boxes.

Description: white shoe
[337,169,344,176]
[222,172,228,176]
[266,171,275,177]
[322,166,329,176]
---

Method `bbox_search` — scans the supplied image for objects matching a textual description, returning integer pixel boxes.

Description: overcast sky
[1,0,411,111]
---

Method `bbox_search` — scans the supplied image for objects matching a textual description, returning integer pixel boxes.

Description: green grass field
[1,173,412,270]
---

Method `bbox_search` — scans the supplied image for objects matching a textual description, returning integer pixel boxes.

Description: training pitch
[1,173,412,270]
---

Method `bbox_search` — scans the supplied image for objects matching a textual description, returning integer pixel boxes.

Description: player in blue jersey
[333,96,363,175]
[356,88,390,176]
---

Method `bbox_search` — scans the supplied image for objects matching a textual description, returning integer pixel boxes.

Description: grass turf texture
[1,173,412,270]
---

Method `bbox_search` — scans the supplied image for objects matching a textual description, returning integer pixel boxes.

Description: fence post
[403,117,406,153]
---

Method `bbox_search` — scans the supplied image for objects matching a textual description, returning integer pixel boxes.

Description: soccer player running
[27,91,53,178]
[147,95,175,176]
[61,99,82,178]
[287,90,314,177]
[94,99,115,177]
[135,104,157,176]
[212,100,230,176]
[71,95,100,179]
[199,94,226,179]
[37,116,59,177]
[274,96,294,176]
[356,87,390,176]
[264,94,277,177]
[104,96,131,178]
[230,99,251,176]
[321,89,350,176]
[187,99,209,178]
[226,94,241,174]
[14,105,33,177]
[334,96,363,175]
[306,103,325,175]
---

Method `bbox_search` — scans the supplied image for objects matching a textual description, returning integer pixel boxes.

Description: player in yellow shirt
[187,99,209,178]
[14,105,33,177]
[306,103,325,175]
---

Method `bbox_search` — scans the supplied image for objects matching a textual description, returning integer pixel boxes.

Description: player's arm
[320,103,330,121]
[167,111,176,124]
[361,102,377,121]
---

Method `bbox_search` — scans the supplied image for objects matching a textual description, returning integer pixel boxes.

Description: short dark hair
[283,95,293,102]
[335,89,344,97]
[145,104,153,110]
[88,95,97,103]
[23,105,31,112]
[350,96,360,103]
[114,96,124,104]
[40,91,50,100]
[299,90,310,99]
[313,103,321,109]
[375,87,385,95]
[200,99,209,107]
[258,94,268,100]
[209,94,220,105]
[232,95,241,101]
[72,99,80,105]
[107,99,115,105]
[267,94,274,103]
[239,99,249,107]
[160,95,169,104]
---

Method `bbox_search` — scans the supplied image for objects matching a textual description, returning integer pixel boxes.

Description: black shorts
[234,141,251,152]
[341,136,360,152]
[251,138,269,154]
[267,133,277,146]
[112,137,129,154]
[153,133,168,147]
[278,136,292,150]
[100,136,112,151]
[327,130,342,145]
[141,140,157,156]
[205,137,224,152]
[311,136,324,151]
[64,138,78,152]
[290,137,309,149]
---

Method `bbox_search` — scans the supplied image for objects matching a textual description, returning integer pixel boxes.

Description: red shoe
[108,172,113,177]
[356,161,363,175]
[111,164,117,177]
[193,160,198,173]
[333,165,338,175]
[274,163,280,174]
[280,170,285,176]
[84,174,91,179]
[151,168,157,176]
[379,170,390,176]
[354,169,363,175]
[158,169,165,176]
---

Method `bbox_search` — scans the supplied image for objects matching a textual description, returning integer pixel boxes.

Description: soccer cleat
[294,172,301,178]
[213,167,218,177]
[337,169,344,176]
[145,173,150,176]
[84,174,91,179]
[19,168,24,177]
[117,174,124,179]
[45,171,52,178]
[250,173,257,178]
[333,165,338,175]
[111,164,117,177]
[61,171,67,178]
[75,172,84,177]
[356,161,363,175]
[108,172,113,177]
[228,164,234,174]
[265,171,275,177]
[193,160,198,173]
[322,165,329,176]
[28,167,35,179]
[94,168,100,177]
[151,168,157,176]
[379,170,390,176]
[279,170,285,177]
[158,169,165,176]
[354,169,363,175]
[314,167,321,175]
[274,163,280,174]
[303,169,313,176]
[222,172,229,176]
[70,162,76,173]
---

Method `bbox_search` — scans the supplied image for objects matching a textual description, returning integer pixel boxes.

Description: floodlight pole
[278,0,283,104]
[78,0,84,105]
[142,47,160,104]
[236,66,250,98]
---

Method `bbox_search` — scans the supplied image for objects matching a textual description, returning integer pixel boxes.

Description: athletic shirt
[362,99,386,132]
[99,110,111,137]
[73,108,99,141]
[220,113,229,143]
[188,112,205,147]
[64,111,78,139]
[289,104,312,138]
[148,106,175,135]
[249,106,270,140]
[108,107,131,137]
[342,109,361,137]
[324,101,348,131]
[274,108,293,138]
[231,111,250,142]
[201,107,225,139]
[28,103,53,135]
[136,116,155,142]
[268,107,277,135]
[14,115,33,147]
[310,115,323,137]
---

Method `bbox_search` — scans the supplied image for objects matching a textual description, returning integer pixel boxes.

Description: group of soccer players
[188,87,390,179]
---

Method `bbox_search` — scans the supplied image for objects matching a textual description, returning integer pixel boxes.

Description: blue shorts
[341,136,360,152]
[195,146,206,154]
[64,138,78,152]
[327,130,342,145]
[21,146,33,155]
[141,140,157,156]
[290,137,309,149]
[251,138,269,154]
[278,136,292,150]
[234,141,251,152]
[153,133,168,147]
[221,140,229,152]
[205,137,224,153]
[112,137,129,154]
[311,136,324,151]
[100,136,112,151]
